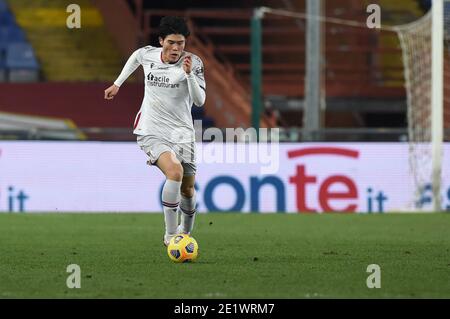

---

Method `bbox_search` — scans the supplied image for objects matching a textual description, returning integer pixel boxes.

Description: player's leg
[177,172,197,235]
[174,141,197,234]
[155,151,184,245]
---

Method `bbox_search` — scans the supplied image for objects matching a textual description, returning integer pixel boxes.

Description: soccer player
[104,16,206,246]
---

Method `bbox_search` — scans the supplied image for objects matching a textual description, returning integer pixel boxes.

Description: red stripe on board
[287,147,359,159]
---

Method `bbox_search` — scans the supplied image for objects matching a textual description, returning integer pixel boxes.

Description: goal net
[254,1,448,211]
[394,0,449,211]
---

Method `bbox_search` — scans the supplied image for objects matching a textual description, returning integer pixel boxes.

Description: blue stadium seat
[0,4,38,82]
[4,26,25,42]
[0,26,26,59]
[0,10,15,26]
[6,43,39,68]
[0,26,25,47]
[6,43,39,82]
[0,0,8,13]
[0,56,6,82]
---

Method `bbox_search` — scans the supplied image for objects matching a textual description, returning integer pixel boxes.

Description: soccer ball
[167,234,198,263]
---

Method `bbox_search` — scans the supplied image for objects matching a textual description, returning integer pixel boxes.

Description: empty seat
[0,10,15,27]
[6,43,39,82]
[1,26,25,42]
[0,57,6,82]
[0,0,8,13]
[6,42,38,68]
[0,26,26,54]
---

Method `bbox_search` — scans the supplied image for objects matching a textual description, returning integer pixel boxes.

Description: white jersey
[114,46,206,143]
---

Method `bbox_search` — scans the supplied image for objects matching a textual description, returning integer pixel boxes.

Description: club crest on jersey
[194,66,204,76]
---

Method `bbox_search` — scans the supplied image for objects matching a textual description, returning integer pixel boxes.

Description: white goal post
[395,0,445,211]
[431,0,444,212]
[254,2,448,211]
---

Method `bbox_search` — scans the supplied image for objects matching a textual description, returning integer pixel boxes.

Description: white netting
[261,4,448,210]
[395,4,449,209]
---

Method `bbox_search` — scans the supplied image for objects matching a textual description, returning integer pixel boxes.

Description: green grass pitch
[0,213,449,298]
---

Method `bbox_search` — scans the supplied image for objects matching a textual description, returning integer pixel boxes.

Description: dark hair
[158,16,190,39]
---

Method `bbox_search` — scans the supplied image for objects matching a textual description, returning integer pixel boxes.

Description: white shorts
[136,135,197,176]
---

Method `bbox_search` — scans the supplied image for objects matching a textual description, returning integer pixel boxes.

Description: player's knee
[166,165,183,181]
[181,184,195,198]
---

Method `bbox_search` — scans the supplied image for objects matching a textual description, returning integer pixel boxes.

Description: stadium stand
[0,0,39,82]
[6,0,122,82]
[0,0,433,141]
[123,0,424,137]
[0,0,216,140]
[6,43,39,82]
[0,62,5,82]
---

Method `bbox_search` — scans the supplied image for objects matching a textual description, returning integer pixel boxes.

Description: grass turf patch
[0,213,449,298]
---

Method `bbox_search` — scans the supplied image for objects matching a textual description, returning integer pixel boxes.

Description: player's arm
[183,55,206,107]
[104,49,142,100]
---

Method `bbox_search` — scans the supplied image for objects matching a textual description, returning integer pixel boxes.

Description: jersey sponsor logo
[150,62,169,70]
[287,147,361,213]
[146,72,180,89]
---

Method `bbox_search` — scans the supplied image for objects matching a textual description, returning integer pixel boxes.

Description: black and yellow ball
[167,234,198,263]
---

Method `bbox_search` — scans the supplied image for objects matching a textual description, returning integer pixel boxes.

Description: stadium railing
[0,127,424,142]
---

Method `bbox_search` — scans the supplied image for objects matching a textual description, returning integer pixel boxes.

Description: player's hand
[104,84,119,100]
[183,55,192,74]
